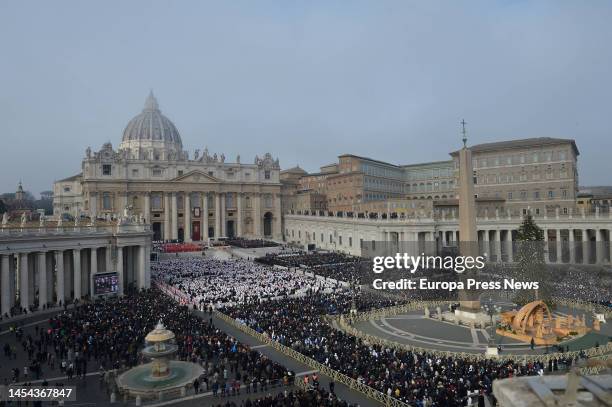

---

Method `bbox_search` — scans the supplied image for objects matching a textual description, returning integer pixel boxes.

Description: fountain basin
[116,360,204,398]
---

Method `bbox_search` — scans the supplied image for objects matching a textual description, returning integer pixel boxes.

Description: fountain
[116,320,204,399]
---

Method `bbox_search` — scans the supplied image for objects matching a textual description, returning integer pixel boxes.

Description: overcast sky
[1,1,611,196]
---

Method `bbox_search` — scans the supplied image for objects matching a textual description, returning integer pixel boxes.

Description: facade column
[184,192,192,242]
[221,193,226,237]
[254,193,261,237]
[237,193,243,237]
[55,251,64,305]
[19,253,29,309]
[164,193,171,240]
[143,193,151,223]
[89,192,98,217]
[273,193,282,239]
[202,194,209,240]
[582,229,589,264]
[73,249,81,300]
[569,229,576,264]
[556,229,562,264]
[171,193,178,240]
[138,245,146,289]
[214,193,221,238]
[37,252,47,308]
[116,246,124,295]
[1,255,11,315]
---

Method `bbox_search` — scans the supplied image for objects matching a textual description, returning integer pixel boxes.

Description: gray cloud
[0,0,611,195]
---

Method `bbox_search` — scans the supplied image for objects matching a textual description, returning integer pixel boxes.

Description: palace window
[132,169,139,177]
[264,194,273,208]
[226,193,234,208]
[102,164,112,176]
[178,170,183,176]
[264,170,271,180]
[64,186,71,192]
[151,194,162,210]
[152,168,163,177]
[102,193,112,210]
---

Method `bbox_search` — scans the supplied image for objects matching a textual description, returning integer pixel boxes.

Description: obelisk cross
[461,119,467,148]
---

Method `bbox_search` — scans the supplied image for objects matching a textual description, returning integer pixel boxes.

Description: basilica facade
[54,92,282,241]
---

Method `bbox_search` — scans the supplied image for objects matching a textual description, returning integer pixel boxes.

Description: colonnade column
[237,193,243,237]
[506,230,513,263]
[20,253,29,309]
[116,246,124,295]
[582,229,589,264]
[202,194,209,240]
[73,249,81,300]
[37,252,47,308]
[494,230,502,263]
[143,193,150,223]
[609,228,612,264]
[543,229,551,264]
[55,251,64,305]
[556,229,562,264]
[596,229,604,264]
[138,245,146,289]
[90,248,97,296]
[1,255,11,315]
[569,229,576,264]
[171,193,178,240]
[164,193,171,240]
[482,229,489,258]
[214,193,221,238]
[184,193,192,242]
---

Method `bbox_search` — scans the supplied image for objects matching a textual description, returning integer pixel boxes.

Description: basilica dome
[119,91,183,156]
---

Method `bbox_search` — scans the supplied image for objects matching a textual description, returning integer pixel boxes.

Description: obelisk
[457,120,480,311]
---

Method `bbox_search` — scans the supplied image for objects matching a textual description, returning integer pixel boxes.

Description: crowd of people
[226,239,280,249]
[0,289,290,396]
[220,289,586,406]
[210,387,359,407]
[152,257,340,306]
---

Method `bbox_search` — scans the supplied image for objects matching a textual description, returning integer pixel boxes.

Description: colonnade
[284,213,612,264]
[0,241,150,317]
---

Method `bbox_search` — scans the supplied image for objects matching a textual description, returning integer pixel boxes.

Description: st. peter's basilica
[53,91,282,241]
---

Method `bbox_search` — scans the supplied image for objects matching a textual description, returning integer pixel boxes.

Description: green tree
[0,199,6,214]
[513,214,551,305]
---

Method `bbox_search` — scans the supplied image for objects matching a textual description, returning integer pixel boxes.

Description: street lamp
[482,297,502,348]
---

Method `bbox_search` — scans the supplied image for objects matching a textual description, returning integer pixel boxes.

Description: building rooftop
[57,173,82,182]
[338,153,402,168]
[450,137,579,156]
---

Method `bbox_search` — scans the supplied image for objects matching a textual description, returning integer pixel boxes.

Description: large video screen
[93,272,119,296]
